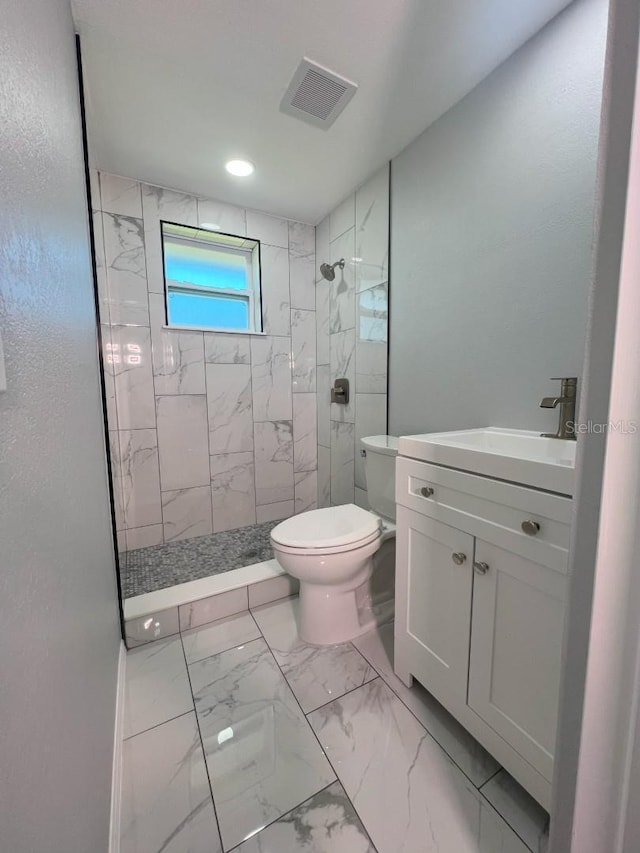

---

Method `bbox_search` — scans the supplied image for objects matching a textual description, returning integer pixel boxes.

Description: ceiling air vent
[280,58,357,130]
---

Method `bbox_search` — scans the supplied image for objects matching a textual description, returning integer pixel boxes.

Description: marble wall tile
[197,197,246,236]
[289,221,315,257]
[254,420,294,505]
[246,209,289,248]
[205,363,253,454]
[100,173,142,218]
[330,421,354,506]
[357,282,388,343]
[123,636,193,739]
[316,365,331,448]
[118,429,162,529]
[210,452,256,532]
[121,713,222,853]
[111,325,156,430]
[329,229,356,333]
[356,340,388,394]
[308,678,527,853]
[124,606,179,648]
[354,487,370,509]
[260,244,291,336]
[293,393,317,472]
[161,486,213,542]
[330,329,356,423]
[179,588,250,633]
[256,500,294,523]
[109,431,126,530]
[149,293,205,395]
[102,331,118,428]
[103,213,149,326]
[248,574,299,608]
[291,309,316,393]
[156,395,210,491]
[142,185,198,294]
[125,524,164,551]
[317,445,331,508]
[251,336,292,422]
[93,213,109,324]
[289,253,316,311]
[89,167,101,211]
[295,470,318,514]
[315,216,330,281]
[189,639,335,850]
[204,333,250,364]
[355,164,389,292]
[236,780,374,853]
[315,279,330,365]
[330,193,355,241]
[355,394,387,489]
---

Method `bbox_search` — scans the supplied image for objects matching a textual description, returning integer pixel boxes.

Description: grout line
[178,629,226,852]
[123,709,193,742]
[478,787,539,853]
[479,766,503,791]
[303,669,379,716]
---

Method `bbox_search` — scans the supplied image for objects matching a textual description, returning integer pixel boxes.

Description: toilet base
[298,575,376,645]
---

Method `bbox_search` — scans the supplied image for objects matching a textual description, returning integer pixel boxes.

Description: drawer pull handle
[521,520,541,536]
[452,552,467,565]
[474,561,490,575]
[419,486,435,498]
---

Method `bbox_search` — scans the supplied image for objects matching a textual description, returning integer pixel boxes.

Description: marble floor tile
[481,770,549,853]
[121,712,221,853]
[124,637,193,739]
[251,597,376,713]
[308,678,528,853]
[235,781,374,853]
[189,638,335,850]
[352,621,499,788]
[182,612,262,665]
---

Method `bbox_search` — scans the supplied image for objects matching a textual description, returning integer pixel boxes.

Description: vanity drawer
[396,456,572,573]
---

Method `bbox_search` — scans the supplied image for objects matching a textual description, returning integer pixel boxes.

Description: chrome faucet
[540,377,577,440]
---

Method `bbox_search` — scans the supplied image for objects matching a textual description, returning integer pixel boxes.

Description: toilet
[270,435,398,645]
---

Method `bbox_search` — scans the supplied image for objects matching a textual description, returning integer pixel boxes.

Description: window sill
[163,324,267,336]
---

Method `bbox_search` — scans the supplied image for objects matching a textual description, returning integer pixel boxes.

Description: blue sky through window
[164,237,248,291]
[168,291,249,330]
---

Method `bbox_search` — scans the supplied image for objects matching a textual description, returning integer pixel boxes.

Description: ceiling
[72,0,574,224]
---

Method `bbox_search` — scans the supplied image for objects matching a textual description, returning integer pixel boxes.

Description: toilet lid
[271,504,381,549]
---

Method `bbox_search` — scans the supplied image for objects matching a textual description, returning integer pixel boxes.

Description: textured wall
[0,2,122,851]
[92,173,318,552]
[316,165,390,509]
[389,0,607,437]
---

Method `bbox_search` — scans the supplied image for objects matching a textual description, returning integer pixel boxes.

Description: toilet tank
[361,435,399,521]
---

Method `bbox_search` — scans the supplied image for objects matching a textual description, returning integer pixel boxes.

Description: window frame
[160,219,264,335]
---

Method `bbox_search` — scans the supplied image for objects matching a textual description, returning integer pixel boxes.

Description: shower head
[319,258,345,281]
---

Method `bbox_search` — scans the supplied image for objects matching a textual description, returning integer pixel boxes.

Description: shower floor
[120,520,280,599]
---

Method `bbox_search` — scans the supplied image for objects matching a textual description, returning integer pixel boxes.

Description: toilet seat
[271,504,381,552]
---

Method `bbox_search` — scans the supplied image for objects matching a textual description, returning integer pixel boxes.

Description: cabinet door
[468,539,567,780]
[395,506,474,713]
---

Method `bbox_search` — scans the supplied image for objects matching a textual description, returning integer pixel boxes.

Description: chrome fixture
[452,552,467,565]
[319,258,345,281]
[521,519,541,536]
[540,377,577,440]
[419,486,434,498]
[474,561,490,575]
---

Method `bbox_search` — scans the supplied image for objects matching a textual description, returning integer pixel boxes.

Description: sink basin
[398,427,576,495]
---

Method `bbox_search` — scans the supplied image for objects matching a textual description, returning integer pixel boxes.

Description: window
[161,221,262,333]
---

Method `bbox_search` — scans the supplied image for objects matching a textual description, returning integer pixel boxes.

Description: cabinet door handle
[452,552,467,565]
[473,561,490,575]
[419,486,434,498]
[521,520,540,536]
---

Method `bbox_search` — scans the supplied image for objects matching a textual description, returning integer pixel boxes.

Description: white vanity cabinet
[394,454,572,809]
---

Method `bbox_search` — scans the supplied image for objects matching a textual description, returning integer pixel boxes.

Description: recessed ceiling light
[200,222,221,231]
[225,159,255,177]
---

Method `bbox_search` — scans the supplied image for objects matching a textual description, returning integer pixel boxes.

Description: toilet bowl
[270,435,398,645]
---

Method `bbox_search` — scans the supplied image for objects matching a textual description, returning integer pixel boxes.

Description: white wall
[93,173,318,556]
[389,0,608,437]
[316,165,390,509]
[0,2,122,850]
